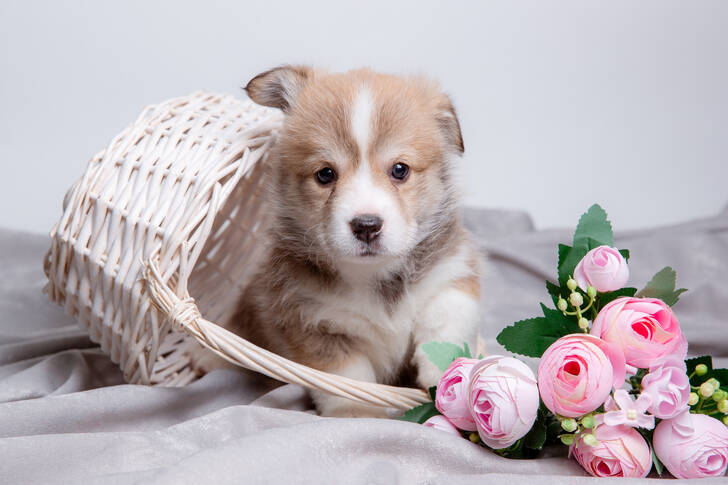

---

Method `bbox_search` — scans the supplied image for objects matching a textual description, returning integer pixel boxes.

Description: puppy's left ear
[436,96,464,154]
[245,65,313,112]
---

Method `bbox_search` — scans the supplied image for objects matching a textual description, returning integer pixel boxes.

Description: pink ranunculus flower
[571,424,652,478]
[590,297,687,369]
[538,334,626,418]
[467,355,539,449]
[435,357,478,431]
[423,415,462,436]
[640,358,691,419]
[573,245,630,293]
[654,412,728,479]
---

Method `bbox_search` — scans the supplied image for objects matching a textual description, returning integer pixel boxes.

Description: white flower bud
[700,382,715,398]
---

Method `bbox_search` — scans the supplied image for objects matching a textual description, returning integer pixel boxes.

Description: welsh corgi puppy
[205,66,482,418]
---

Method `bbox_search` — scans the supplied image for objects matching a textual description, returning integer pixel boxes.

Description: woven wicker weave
[44,92,430,409]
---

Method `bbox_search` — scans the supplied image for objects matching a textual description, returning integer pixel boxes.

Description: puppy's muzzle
[349,215,383,244]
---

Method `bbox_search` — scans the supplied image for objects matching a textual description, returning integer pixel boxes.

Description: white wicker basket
[44,92,430,409]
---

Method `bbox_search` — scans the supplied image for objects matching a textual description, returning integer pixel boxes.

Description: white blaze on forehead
[351,87,374,159]
[327,84,416,259]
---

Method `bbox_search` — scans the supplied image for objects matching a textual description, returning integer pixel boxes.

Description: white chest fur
[299,244,476,382]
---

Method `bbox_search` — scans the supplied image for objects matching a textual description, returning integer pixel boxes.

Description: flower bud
[557,298,568,312]
[578,317,589,330]
[582,433,598,447]
[570,292,584,307]
[712,389,727,403]
[695,364,708,376]
[699,382,715,398]
[586,286,597,298]
[707,378,720,390]
[718,399,728,414]
[560,434,575,445]
[723,416,728,426]
[581,415,595,429]
[469,432,480,443]
[561,418,578,432]
[689,392,699,406]
[566,279,578,291]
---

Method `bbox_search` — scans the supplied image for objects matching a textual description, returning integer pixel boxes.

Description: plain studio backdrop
[1,1,726,235]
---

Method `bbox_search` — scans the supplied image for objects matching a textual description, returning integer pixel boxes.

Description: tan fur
[197,66,482,417]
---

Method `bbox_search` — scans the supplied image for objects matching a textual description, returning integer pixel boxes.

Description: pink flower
[601,389,654,429]
[571,424,652,477]
[435,357,478,431]
[467,356,539,449]
[573,245,629,293]
[538,334,626,417]
[640,358,691,419]
[654,412,728,479]
[423,415,462,436]
[590,297,687,368]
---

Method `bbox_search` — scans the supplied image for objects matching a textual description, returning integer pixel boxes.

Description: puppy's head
[246,66,463,269]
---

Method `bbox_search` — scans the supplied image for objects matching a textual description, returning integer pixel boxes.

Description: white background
[1,1,726,234]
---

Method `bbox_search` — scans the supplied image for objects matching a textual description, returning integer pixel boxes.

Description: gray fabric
[1,207,727,484]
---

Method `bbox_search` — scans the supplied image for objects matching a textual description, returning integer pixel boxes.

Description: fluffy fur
[196,66,482,418]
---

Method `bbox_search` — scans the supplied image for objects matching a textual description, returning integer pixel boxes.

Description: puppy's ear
[245,65,313,112]
[435,95,464,154]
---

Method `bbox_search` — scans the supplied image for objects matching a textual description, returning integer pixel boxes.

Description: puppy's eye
[315,167,337,185]
[390,162,410,181]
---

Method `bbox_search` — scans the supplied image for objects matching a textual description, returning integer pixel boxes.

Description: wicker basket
[44,92,430,409]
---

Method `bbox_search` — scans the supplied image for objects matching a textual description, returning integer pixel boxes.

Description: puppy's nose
[349,215,383,244]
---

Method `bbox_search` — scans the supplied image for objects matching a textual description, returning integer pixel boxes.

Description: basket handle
[143,260,430,409]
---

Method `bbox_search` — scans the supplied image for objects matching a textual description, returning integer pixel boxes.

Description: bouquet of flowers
[401,204,728,479]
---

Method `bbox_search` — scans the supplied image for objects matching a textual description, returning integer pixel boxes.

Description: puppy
[205,66,482,418]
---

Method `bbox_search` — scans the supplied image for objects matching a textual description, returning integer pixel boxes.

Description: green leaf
[597,287,637,309]
[398,401,439,424]
[421,342,471,372]
[711,368,728,386]
[558,244,571,272]
[558,245,587,287]
[546,280,565,306]
[686,355,713,386]
[462,342,472,359]
[636,266,688,306]
[496,304,577,358]
[619,249,630,261]
[428,386,437,401]
[523,420,547,450]
[573,204,614,250]
[541,303,580,331]
[686,355,713,372]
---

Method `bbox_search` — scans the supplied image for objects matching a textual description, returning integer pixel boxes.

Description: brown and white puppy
[210,66,481,417]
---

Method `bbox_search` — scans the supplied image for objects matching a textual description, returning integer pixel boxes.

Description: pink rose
[654,412,728,479]
[590,297,687,369]
[640,358,690,419]
[423,415,462,436]
[538,334,626,417]
[573,245,629,293]
[435,357,477,431]
[467,355,539,449]
[571,424,652,477]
